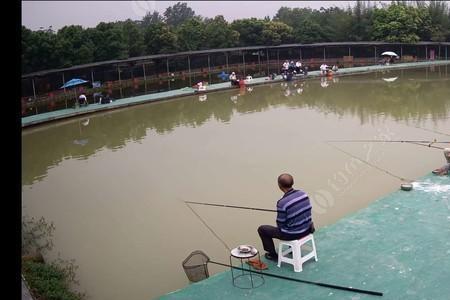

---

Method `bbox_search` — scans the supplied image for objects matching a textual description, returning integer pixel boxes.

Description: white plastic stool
[277,234,318,272]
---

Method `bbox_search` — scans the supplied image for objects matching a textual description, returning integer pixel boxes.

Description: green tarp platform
[160,173,450,300]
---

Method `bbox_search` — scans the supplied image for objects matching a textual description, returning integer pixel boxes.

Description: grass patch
[22,260,83,300]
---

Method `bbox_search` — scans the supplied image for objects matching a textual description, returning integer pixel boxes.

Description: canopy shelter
[60,78,88,89]
[59,78,89,108]
[381,51,399,57]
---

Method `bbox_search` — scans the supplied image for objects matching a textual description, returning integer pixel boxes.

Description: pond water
[22,65,450,300]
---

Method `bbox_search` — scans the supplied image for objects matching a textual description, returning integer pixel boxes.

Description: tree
[92,22,128,61]
[371,4,425,42]
[203,16,240,49]
[140,11,164,28]
[22,26,60,73]
[164,2,196,27]
[176,17,207,51]
[120,19,145,57]
[231,18,266,46]
[426,1,450,41]
[261,21,294,45]
[55,25,94,67]
[143,23,178,54]
[294,18,328,43]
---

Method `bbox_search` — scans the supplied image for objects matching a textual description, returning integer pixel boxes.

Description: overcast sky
[21,1,383,31]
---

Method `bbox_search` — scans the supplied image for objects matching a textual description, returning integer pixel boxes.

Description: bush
[22,260,83,300]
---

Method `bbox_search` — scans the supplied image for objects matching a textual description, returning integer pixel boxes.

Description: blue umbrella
[217,71,229,81]
[60,78,88,89]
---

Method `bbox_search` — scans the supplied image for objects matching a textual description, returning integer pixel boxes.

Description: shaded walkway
[22,60,450,128]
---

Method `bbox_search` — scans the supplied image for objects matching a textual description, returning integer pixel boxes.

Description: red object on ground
[239,80,246,88]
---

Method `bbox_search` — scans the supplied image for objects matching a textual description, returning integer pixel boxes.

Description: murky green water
[22,65,450,300]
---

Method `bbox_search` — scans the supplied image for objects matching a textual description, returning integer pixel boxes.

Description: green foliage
[21,1,450,74]
[22,215,85,300]
[261,21,294,45]
[93,22,128,61]
[176,17,207,51]
[164,2,196,27]
[22,261,83,300]
[140,11,164,27]
[203,16,240,49]
[120,19,145,57]
[144,23,178,54]
[371,4,425,42]
[230,18,266,46]
[22,215,55,256]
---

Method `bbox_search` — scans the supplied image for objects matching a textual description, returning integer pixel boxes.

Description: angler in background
[257,173,315,261]
[432,148,450,175]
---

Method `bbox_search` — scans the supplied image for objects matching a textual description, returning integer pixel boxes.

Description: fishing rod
[412,125,450,137]
[208,260,383,296]
[185,200,277,212]
[326,139,448,150]
[185,201,231,251]
[326,139,450,144]
[325,142,414,182]
[407,141,445,150]
[183,202,384,297]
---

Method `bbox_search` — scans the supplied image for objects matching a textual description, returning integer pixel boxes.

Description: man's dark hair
[278,173,294,189]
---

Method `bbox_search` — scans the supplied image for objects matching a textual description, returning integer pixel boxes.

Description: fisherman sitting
[100,93,112,104]
[229,72,239,87]
[257,173,315,261]
[78,94,88,106]
[432,148,450,175]
[320,64,329,76]
[295,61,302,73]
[196,81,207,91]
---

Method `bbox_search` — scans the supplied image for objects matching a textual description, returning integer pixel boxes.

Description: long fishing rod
[326,139,450,144]
[185,201,231,251]
[407,141,445,150]
[208,260,383,297]
[184,202,384,297]
[327,139,447,150]
[185,200,277,212]
[412,125,450,137]
[325,142,414,182]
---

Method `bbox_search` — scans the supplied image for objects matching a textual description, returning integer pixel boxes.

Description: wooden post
[91,69,94,85]
[400,45,403,60]
[258,50,261,75]
[438,45,441,60]
[225,52,229,73]
[348,47,351,57]
[62,73,66,93]
[143,64,147,92]
[277,49,280,73]
[425,46,428,60]
[166,58,170,77]
[118,65,121,86]
[32,78,37,99]
[374,46,377,63]
[208,54,211,83]
[187,56,192,86]
[242,52,246,77]
[266,49,269,75]
[207,54,211,73]
[323,47,326,63]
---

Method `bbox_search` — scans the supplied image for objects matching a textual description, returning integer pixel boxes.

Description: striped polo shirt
[276,189,312,234]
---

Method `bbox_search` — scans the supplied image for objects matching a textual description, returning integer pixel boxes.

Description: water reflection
[22,66,450,186]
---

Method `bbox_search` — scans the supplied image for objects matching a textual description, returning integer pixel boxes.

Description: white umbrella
[381,51,399,57]
[382,77,398,82]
